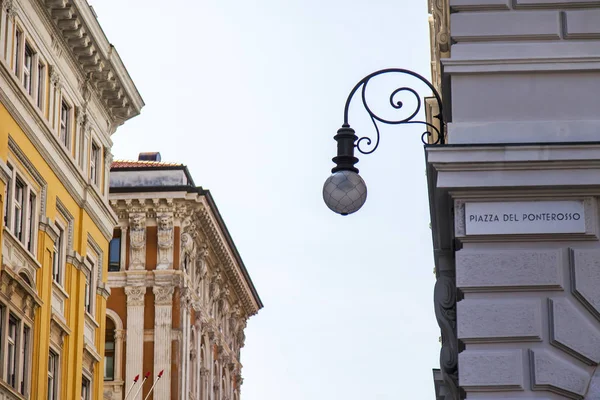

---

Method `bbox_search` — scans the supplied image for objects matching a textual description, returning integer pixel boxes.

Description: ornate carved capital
[153,286,174,305]
[49,65,62,88]
[124,286,146,306]
[200,367,210,377]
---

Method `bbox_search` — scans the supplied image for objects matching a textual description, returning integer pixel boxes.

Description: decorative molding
[156,212,174,270]
[153,286,174,305]
[8,136,47,217]
[129,212,146,270]
[124,286,146,306]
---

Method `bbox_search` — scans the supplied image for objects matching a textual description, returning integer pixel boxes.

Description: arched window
[104,317,115,381]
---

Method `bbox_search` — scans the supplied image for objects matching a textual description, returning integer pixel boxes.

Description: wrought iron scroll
[343,68,445,153]
[433,272,460,400]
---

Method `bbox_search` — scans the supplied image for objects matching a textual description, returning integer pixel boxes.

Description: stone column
[0,3,7,61]
[152,286,174,399]
[119,226,128,271]
[124,286,146,400]
[3,2,14,64]
[103,149,112,197]
[180,292,191,400]
[114,329,124,383]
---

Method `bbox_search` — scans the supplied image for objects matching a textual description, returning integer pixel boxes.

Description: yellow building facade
[0,0,143,399]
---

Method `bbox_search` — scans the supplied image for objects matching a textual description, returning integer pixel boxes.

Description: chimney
[138,152,161,162]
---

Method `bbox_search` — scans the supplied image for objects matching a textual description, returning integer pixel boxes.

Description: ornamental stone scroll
[129,213,146,270]
[153,286,174,305]
[156,213,174,270]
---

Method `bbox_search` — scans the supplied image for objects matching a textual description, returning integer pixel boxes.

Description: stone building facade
[0,0,142,399]
[427,0,600,399]
[104,153,262,400]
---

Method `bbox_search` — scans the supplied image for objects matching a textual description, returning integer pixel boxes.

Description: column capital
[153,286,174,305]
[124,286,146,306]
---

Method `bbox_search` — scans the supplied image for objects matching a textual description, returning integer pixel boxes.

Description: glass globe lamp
[322,170,367,215]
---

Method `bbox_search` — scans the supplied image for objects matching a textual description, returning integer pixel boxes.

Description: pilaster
[152,285,174,399]
[124,286,146,400]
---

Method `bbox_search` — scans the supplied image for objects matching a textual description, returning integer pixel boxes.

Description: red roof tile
[111,160,183,168]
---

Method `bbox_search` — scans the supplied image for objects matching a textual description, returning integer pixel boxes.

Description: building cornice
[36,0,144,124]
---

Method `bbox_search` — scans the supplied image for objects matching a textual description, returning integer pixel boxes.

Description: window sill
[0,378,27,400]
[84,310,100,329]
[51,280,69,300]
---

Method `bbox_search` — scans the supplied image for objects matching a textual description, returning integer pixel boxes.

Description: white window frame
[22,42,33,95]
[81,376,90,400]
[83,255,96,317]
[59,99,72,151]
[48,349,59,400]
[36,60,45,110]
[52,221,66,286]
[90,141,100,186]
[6,313,18,389]
[13,28,21,76]
[5,164,38,255]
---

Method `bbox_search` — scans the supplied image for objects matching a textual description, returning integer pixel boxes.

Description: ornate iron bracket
[344,68,445,151]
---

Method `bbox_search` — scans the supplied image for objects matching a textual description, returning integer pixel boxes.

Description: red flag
[144,371,151,379]
[134,374,140,382]
[158,369,164,378]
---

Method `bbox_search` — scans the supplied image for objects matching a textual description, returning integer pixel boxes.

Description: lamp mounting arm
[342,68,446,153]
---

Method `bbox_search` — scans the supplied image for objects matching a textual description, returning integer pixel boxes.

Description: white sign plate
[465,201,585,235]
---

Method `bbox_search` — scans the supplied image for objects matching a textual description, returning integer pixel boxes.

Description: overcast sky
[91,0,440,398]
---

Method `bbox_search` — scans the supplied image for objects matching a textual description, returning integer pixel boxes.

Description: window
[3,165,11,228]
[7,315,18,389]
[108,238,120,272]
[13,29,21,75]
[27,192,36,253]
[84,266,93,315]
[104,318,115,381]
[52,226,64,283]
[13,178,24,241]
[60,101,71,149]
[48,351,58,400]
[37,62,45,110]
[23,44,33,94]
[81,377,90,400]
[20,326,29,395]
[90,143,100,185]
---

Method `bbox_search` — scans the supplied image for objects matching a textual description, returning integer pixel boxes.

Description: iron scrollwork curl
[343,68,445,154]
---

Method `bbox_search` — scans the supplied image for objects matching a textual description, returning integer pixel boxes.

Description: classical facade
[0,0,143,399]
[104,153,262,400]
[426,0,600,399]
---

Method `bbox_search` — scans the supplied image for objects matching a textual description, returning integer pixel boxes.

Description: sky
[90,0,440,398]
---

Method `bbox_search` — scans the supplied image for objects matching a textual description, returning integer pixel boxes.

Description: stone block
[451,11,560,42]
[459,350,524,390]
[450,0,511,10]
[458,299,542,342]
[571,249,600,322]
[564,10,600,39]
[549,298,600,365]
[456,250,564,292]
[516,0,600,7]
[530,349,590,397]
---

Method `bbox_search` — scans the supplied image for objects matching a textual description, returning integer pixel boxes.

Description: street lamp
[322,68,445,215]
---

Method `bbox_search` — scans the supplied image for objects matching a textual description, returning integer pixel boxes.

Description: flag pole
[131,372,151,400]
[143,370,164,400]
[123,374,140,400]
